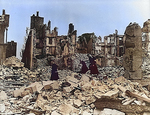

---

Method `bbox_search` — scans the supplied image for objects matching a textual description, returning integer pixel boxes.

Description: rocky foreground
[1,56,150,115]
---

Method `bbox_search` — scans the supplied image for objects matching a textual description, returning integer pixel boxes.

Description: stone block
[103,89,119,98]
[101,108,125,115]
[74,91,85,101]
[21,89,30,97]
[72,108,80,114]
[0,91,7,100]
[106,79,115,86]
[86,96,96,105]
[80,74,90,83]
[43,105,52,111]
[94,92,103,99]
[83,111,91,115]
[68,81,78,88]
[66,76,79,84]
[143,112,150,115]
[13,87,25,97]
[43,80,54,86]
[55,91,62,97]
[97,85,109,93]
[22,95,30,101]
[114,76,127,84]
[118,85,127,93]
[29,74,36,78]
[0,71,3,75]
[73,99,82,108]
[63,87,72,93]
[36,94,48,110]
[71,72,78,78]
[58,104,73,115]
[26,82,43,93]
[0,103,5,112]
[81,83,92,91]
[93,108,101,115]
[50,81,59,90]
[51,111,61,115]
[90,103,95,108]
[43,84,52,90]
[42,81,55,90]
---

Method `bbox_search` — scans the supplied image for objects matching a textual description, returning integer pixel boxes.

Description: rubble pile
[36,58,49,69]
[1,56,150,114]
[97,66,124,80]
[3,56,24,68]
[71,53,91,72]
[0,65,30,82]
[1,68,150,114]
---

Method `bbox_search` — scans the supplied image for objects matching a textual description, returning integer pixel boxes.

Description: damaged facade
[77,33,96,54]
[0,9,17,65]
[123,23,143,80]
[21,12,77,69]
[21,11,127,69]
[22,11,150,71]
[76,30,126,67]
[142,19,150,56]
[92,30,125,67]
[45,23,77,57]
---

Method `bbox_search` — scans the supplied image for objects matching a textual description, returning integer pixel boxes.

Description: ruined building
[22,11,149,70]
[80,30,125,67]
[21,11,77,69]
[77,33,96,54]
[142,19,150,56]
[21,11,128,69]
[45,23,77,57]
[0,9,17,65]
[123,23,143,80]
[100,30,125,66]
[103,30,125,57]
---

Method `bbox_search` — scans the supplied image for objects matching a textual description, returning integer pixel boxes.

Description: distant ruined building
[0,9,17,65]
[99,30,125,66]
[21,11,127,69]
[77,30,125,67]
[77,33,96,54]
[142,19,150,56]
[21,11,150,70]
[21,11,77,69]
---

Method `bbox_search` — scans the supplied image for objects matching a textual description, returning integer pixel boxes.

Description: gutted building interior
[0,9,17,65]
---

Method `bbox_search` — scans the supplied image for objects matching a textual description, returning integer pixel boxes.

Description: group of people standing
[50,56,99,80]
[80,56,99,74]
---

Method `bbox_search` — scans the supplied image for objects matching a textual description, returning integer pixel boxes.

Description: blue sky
[1,0,150,59]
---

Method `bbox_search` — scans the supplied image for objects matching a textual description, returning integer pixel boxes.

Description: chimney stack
[36,11,39,17]
[2,9,5,15]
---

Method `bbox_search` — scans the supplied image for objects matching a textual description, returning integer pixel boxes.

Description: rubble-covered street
[1,55,150,115]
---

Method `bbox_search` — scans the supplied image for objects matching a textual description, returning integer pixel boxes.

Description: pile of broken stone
[0,56,150,115]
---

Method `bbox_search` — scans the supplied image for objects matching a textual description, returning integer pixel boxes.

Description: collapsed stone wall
[123,23,143,80]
